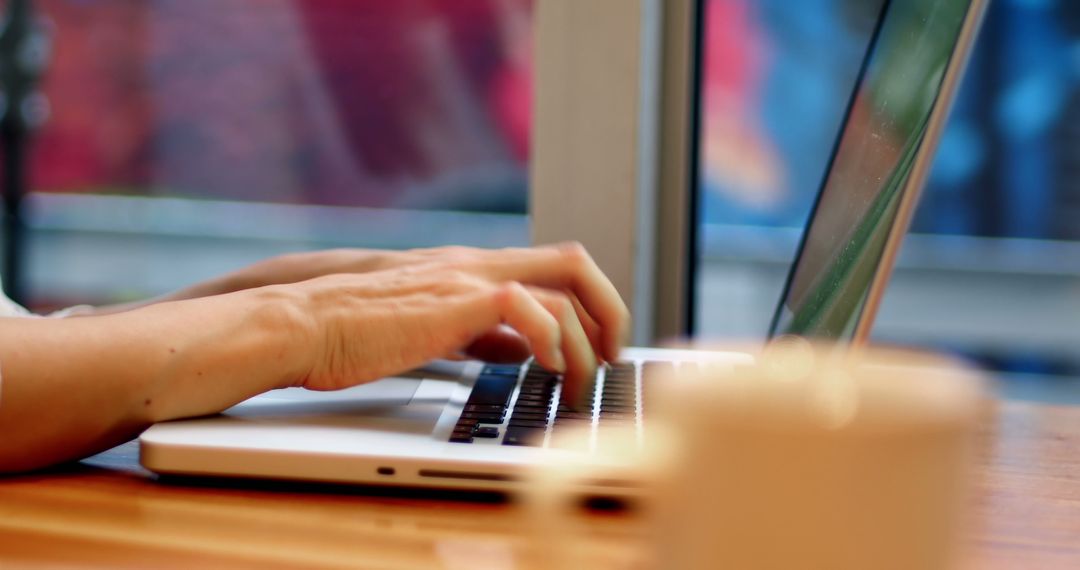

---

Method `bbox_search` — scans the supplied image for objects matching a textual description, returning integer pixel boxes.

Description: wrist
[138,286,316,423]
[247,285,317,389]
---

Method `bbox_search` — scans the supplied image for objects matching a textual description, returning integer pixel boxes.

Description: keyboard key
[450,426,476,443]
[482,365,522,377]
[516,397,552,406]
[468,375,517,407]
[602,392,632,400]
[459,412,504,423]
[503,426,545,446]
[473,426,500,439]
[521,388,555,397]
[508,419,549,429]
[511,410,552,418]
[464,404,506,414]
[601,384,635,392]
[513,401,551,410]
[521,382,556,392]
[555,411,593,420]
[514,395,550,405]
[602,389,634,397]
[510,412,549,422]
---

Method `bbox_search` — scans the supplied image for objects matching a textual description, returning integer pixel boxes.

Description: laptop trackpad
[228,378,421,411]
[221,378,455,436]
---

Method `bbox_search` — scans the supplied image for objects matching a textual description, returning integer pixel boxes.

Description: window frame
[529,0,700,344]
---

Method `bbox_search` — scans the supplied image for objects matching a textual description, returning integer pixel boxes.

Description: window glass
[25,0,533,309]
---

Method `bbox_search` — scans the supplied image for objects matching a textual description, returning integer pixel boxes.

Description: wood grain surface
[1,401,1078,569]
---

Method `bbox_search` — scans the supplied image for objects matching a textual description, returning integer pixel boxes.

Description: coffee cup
[526,343,990,570]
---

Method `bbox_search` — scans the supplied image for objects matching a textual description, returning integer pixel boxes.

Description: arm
[0,287,305,473]
[0,244,629,474]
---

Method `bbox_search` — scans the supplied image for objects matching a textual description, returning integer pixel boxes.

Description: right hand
[281,243,630,406]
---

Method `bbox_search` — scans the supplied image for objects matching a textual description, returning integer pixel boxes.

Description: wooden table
[1,401,1078,569]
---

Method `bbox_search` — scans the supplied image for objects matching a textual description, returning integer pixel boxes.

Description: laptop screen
[769,0,977,339]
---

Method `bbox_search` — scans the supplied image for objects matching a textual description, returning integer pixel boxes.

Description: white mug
[526,343,991,570]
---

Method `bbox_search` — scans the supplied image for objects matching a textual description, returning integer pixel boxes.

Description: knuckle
[558,241,591,269]
[493,281,526,310]
[554,294,575,320]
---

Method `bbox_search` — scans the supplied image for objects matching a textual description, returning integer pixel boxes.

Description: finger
[461,281,564,373]
[524,287,603,363]
[463,325,532,363]
[305,273,563,390]
[569,293,605,363]
[471,243,630,362]
[420,278,562,375]
[527,287,597,409]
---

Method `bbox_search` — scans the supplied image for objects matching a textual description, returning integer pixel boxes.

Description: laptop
[140,0,988,493]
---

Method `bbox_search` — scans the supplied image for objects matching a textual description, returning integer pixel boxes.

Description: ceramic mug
[526,342,991,570]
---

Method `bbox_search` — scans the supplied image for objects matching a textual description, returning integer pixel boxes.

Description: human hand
[282,243,629,406]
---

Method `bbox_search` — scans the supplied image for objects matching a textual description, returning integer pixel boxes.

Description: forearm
[0,287,309,473]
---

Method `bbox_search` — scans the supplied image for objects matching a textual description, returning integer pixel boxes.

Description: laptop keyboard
[448,359,677,446]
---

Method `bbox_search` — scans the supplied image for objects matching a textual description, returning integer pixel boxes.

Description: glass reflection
[772,0,973,338]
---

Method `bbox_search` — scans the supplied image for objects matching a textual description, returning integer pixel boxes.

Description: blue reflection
[701,0,1080,242]
[700,0,877,229]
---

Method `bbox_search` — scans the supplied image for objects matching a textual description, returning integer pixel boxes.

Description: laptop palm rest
[217,378,455,437]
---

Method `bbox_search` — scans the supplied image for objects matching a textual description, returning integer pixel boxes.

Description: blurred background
[2,0,1079,400]
[16,0,535,309]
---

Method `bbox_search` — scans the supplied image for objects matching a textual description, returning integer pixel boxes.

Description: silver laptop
[140,0,988,493]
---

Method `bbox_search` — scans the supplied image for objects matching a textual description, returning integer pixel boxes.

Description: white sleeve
[0,275,95,318]
[0,277,33,317]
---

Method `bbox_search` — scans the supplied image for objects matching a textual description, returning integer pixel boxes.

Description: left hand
[91,245,623,369]
[246,246,620,366]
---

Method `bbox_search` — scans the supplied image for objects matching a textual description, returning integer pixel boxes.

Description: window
[18,0,534,310]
